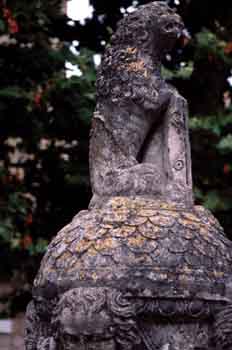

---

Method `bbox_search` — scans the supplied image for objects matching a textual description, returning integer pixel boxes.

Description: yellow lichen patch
[181,265,193,275]
[85,246,98,257]
[149,215,175,227]
[126,47,138,54]
[178,218,200,229]
[138,221,160,238]
[91,272,98,282]
[101,222,114,229]
[103,210,128,224]
[68,260,83,272]
[163,210,180,219]
[181,212,201,223]
[75,240,93,253]
[159,202,177,210]
[213,270,224,278]
[108,196,131,208]
[126,215,147,226]
[84,227,108,240]
[58,251,72,262]
[138,209,159,217]
[127,234,146,247]
[79,270,86,280]
[111,225,136,238]
[94,237,119,252]
[124,60,146,73]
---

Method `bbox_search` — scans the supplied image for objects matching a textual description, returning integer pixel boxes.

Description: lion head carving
[111,1,184,54]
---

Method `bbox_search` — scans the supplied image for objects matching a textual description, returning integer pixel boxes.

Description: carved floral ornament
[25,2,232,350]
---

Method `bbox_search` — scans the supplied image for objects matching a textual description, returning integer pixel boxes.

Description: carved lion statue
[89,1,193,208]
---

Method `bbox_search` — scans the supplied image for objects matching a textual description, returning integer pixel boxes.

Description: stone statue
[25,2,232,350]
[89,1,193,208]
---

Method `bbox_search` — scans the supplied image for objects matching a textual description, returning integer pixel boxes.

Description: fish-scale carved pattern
[35,198,232,291]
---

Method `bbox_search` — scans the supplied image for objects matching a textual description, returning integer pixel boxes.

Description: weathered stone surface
[25,197,232,349]
[89,1,193,208]
[35,197,232,300]
[25,2,232,350]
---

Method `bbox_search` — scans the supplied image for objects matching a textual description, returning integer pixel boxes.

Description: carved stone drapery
[25,2,232,350]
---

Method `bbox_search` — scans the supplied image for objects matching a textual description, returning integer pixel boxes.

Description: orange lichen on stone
[85,246,98,256]
[126,47,138,54]
[138,221,160,238]
[182,266,193,274]
[36,197,232,292]
[149,215,175,227]
[75,240,93,253]
[111,225,136,238]
[103,210,128,224]
[139,209,159,217]
[91,272,98,282]
[127,235,146,247]
[213,271,224,278]
[85,227,108,240]
[59,251,72,262]
[181,212,201,223]
[178,218,200,229]
[94,237,119,251]
[124,59,146,73]
[79,270,86,280]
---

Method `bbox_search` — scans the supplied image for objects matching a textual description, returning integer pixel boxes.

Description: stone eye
[174,160,184,171]
[164,23,174,32]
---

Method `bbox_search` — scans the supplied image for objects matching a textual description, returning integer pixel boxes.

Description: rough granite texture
[25,2,232,350]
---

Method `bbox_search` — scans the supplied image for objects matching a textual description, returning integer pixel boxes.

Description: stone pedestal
[25,198,232,349]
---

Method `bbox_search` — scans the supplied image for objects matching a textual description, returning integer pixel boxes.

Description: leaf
[195,29,232,65]
[0,221,14,241]
[0,19,6,32]
[190,114,232,136]
[0,87,27,99]
[161,61,194,80]
[34,238,48,254]
[203,190,232,211]
[0,225,10,241]
[217,134,232,153]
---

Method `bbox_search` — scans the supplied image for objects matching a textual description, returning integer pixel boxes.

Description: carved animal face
[142,1,184,52]
[114,1,184,54]
[52,288,116,350]
[156,4,184,41]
